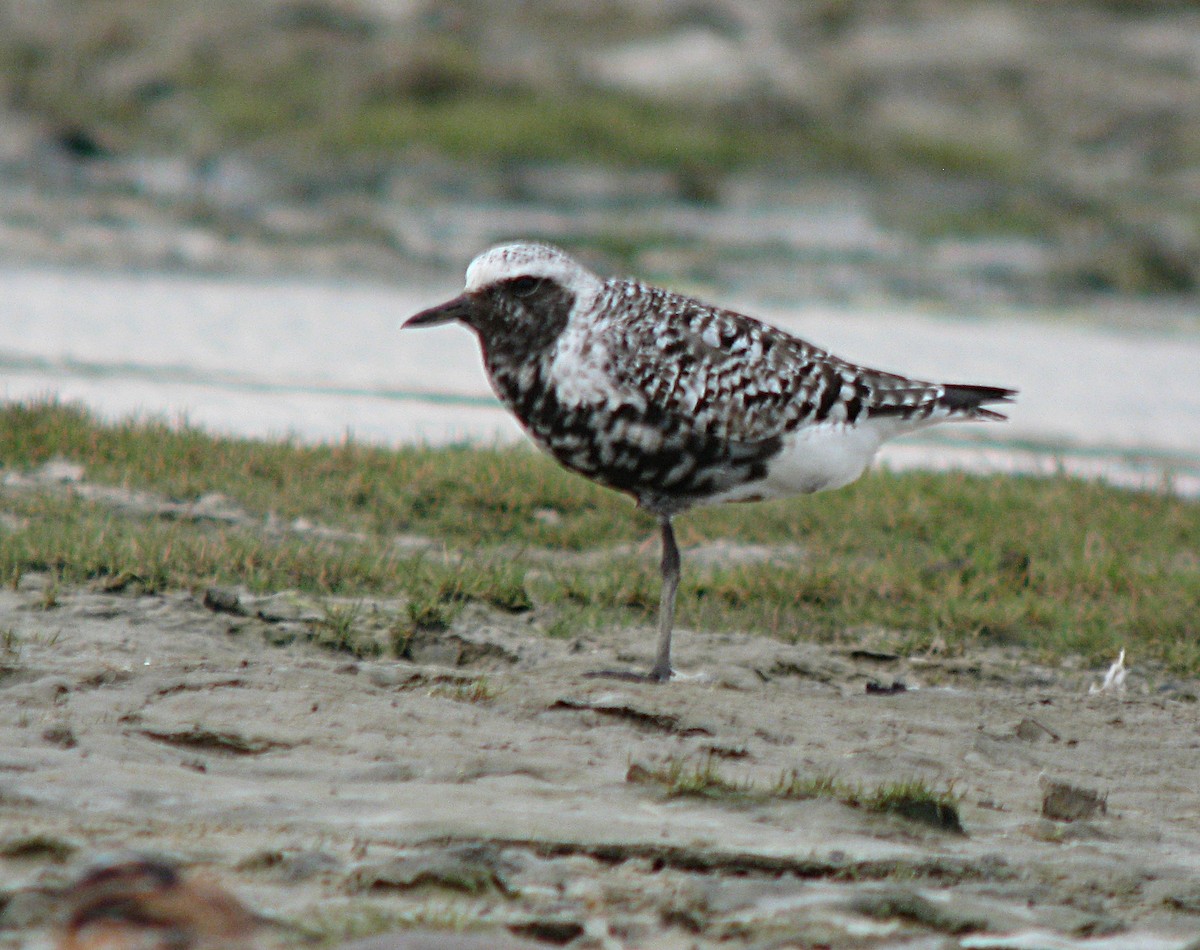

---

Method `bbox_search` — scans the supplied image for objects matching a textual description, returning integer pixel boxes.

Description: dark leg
[583,515,681,683]
[649,515,680,682]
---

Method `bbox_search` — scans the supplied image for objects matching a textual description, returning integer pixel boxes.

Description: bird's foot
[582,665,709,684]
[582,668,671,683]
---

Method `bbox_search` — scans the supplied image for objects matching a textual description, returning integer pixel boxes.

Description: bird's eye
[509,276,541,298]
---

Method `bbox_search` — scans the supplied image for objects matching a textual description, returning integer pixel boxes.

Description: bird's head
[404,243,602,351]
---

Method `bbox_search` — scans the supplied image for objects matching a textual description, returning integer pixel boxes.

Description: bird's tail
[939,384,1017,421]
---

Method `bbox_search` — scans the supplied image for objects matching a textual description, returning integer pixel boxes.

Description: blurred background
[0,0,1197,490]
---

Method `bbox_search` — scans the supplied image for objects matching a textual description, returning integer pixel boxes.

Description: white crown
[464,243,604,307]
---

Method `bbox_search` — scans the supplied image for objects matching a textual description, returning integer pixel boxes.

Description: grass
[426,676,502,704]
[1,400,1199,672]
[628,755,963,832]
[0,5,1026,189]
[627,755,754,801]
[7,8,809,179]
[313,600,381,658]
[317,91,765,174]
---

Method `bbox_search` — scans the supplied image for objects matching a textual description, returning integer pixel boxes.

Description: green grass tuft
[427,675,502,704]
[631,756,963,831]
[627,754,754,800]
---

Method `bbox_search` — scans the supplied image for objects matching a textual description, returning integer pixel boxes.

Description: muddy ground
[2,563,1200,948]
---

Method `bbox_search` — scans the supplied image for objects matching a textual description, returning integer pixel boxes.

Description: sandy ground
[2,568,1200,948]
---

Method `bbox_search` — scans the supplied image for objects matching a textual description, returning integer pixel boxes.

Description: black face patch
[475,278,577,361]
[507,275,543,298]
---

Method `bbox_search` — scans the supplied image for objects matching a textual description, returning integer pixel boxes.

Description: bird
[404,243,1016,682]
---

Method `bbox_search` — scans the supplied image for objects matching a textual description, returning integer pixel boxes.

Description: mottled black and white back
[409,242,1013,516]
[405,243,1016,680]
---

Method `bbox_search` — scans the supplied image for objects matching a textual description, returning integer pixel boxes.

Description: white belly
[707,421,890,504]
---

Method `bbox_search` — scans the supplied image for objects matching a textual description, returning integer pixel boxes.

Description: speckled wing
[597,281,950,443]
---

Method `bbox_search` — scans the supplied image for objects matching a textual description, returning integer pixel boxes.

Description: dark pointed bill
[403,294,473,328]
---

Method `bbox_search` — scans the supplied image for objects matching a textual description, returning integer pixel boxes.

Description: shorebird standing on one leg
[405,244,1016,682]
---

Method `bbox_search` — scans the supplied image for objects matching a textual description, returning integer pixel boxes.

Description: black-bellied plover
[405,243,1016,682]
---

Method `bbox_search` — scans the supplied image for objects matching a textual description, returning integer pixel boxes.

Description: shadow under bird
[405,244,1016,682]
